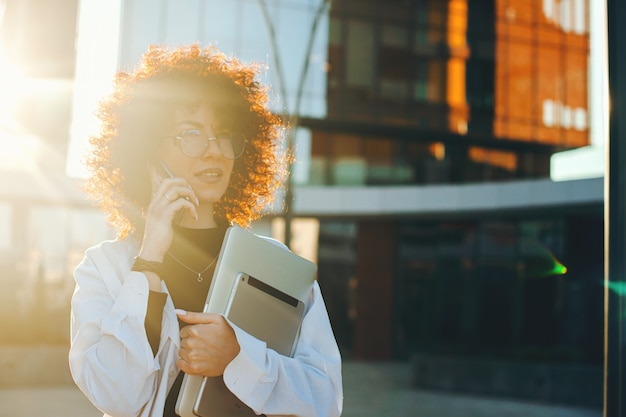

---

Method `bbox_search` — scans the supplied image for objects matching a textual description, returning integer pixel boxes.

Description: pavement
[0,361,603,417]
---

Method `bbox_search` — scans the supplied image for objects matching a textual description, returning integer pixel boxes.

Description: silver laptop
[175,226,317,417]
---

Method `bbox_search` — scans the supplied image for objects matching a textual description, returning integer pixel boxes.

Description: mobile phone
[155,160,175,180]
[154,160,184,225]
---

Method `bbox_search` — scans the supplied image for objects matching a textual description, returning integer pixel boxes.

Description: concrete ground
[341,362,602,417]
[0,361,603,417]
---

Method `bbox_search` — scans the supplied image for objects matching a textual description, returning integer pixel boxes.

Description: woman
[69,44,343,417]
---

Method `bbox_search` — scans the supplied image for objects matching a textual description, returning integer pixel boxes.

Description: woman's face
[159,104,235,208]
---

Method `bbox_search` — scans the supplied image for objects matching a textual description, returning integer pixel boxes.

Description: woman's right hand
[137,170,199,263]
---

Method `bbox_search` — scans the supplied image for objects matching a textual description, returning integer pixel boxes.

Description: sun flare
[65,0,123,179]
[0,47,40,171]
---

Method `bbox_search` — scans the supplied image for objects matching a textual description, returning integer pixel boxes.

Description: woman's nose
[201,138,221,158]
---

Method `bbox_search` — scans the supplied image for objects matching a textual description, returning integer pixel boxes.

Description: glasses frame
[169,129,248,160]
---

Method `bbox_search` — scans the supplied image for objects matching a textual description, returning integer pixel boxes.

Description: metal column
[606,0,626,414]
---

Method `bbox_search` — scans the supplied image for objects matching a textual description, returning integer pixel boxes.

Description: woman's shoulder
[82,236,139,263]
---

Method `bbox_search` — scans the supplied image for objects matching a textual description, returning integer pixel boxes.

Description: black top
[142,223,228,417]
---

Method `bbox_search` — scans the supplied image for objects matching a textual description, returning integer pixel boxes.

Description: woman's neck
[178,203,217,229]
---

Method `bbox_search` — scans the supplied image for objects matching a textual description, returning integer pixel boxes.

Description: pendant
[197,273,203,282]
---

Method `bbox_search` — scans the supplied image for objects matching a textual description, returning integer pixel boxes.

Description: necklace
[167,251,217,282]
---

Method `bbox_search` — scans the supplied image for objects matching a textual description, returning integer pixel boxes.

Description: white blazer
[69,237,343,417]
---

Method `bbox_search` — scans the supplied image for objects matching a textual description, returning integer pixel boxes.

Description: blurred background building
[0,0,606,410]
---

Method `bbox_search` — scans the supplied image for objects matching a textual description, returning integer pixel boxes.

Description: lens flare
[521,239,567,278]
[606,281,626,296]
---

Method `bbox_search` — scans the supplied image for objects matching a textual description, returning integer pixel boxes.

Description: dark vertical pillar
[353,221,396,359]
[606,0,625,415]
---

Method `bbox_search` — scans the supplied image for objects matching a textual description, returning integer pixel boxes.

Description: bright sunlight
[65,0,123,178]
[0,46,40,172]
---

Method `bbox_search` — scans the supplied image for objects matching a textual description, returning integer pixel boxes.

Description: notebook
[175,226,317,417]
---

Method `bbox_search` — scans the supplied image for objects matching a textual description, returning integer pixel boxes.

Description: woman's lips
[195,167,223,183]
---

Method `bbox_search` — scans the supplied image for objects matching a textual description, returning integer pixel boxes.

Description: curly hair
[82,44,288,238]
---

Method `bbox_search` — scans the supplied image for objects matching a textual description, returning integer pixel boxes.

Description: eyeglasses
[169,129,247,160]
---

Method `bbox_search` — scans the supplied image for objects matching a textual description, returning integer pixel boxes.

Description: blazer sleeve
[68,243,162,417]
[222,281,343,417]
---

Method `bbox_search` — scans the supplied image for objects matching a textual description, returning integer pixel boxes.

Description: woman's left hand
[176,310,241,376]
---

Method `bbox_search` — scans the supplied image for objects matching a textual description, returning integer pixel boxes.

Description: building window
[346,19,375,89]
[414,0,446,46]
[414,59,445,103]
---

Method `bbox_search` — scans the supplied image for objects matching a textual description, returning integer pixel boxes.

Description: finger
[176,358,204,376]
[176,309,220,325]
[154,177,188,195]
[164,184,186,199]
[176,357,191,373]
[160,183,199,206]
[179,324,201,339]
[176,184,199,206]
[168,198,198,221]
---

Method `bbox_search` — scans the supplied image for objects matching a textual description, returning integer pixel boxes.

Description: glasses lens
[179,130,208,157]
[217,132,246,160]
[176,130,246,159]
